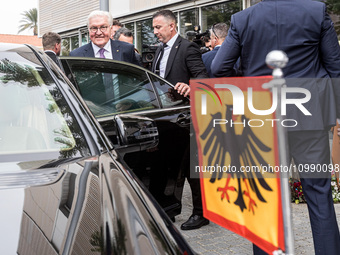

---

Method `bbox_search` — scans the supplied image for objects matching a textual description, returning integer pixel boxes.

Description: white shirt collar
[44,50,56,55]
[92,40,112,59]
[165,33,179,48]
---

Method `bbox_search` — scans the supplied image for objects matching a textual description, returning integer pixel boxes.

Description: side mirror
[114,114,159,154]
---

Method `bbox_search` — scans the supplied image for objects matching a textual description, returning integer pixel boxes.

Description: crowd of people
[42,1,340,254]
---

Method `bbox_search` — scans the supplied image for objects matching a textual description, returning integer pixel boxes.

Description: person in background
[202,23,228,77]
[114,27,142,65]
[152,9,209,230]
[203,36,212,52]
[42,32,63,70]
[113,27,134,44]
[69,10,139,66]
[111,19,122,39]
[211,0,340,254]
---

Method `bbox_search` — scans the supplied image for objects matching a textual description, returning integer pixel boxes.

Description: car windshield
[0,46,91,166]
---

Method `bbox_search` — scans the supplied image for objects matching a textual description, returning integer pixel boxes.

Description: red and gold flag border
[190,76,285,254]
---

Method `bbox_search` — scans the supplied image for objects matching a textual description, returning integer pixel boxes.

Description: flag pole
[264,50,294,255]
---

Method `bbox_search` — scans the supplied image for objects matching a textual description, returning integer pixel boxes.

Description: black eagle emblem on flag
[201,104,274,213]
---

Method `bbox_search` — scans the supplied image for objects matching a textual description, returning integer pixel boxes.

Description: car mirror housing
[114,114,159,155]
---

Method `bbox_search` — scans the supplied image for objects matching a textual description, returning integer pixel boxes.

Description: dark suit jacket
[211,0,340,131]
[69,39,139,66]
[45,51,64,71]
[202,46,220,78]
[152,35,208,85]
[135,52,142,66]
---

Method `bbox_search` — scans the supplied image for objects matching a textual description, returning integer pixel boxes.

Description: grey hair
[113,27,133,40]
[87,10,113,28]
[210,23,229,40]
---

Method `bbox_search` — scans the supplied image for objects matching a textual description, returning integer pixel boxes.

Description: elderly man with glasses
[70,10,139,66]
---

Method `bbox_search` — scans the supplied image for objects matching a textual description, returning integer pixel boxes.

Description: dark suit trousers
[254,130,340,255]
[184,141,204,216]
[187,175,203,216]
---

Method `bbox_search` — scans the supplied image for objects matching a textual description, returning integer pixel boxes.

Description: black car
[0,43,194,254]
[60,57,191,219]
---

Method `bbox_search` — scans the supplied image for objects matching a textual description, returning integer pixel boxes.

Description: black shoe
[180,214,209,230]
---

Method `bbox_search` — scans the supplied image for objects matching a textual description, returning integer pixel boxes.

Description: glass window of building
[179,8,199,38]
[125,23,134,33]
[61,34,81,55]
[61,38,70,56]
[71,36,79,51]
[125,22,135,44]
[81,33,88,46]
[136,19,156,53]
[201,1,242,31]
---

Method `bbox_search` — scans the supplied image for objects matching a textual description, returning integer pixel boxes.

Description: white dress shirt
[159,33,179,78]
[92,41,113,59]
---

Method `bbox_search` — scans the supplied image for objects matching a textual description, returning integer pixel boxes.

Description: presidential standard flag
[190,76,285,254]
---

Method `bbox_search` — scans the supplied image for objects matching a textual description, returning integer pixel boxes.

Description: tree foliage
[18,8,38,35]
[327,0,340,36]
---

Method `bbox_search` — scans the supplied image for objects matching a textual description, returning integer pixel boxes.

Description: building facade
[38,0,260,55]
[38,0,340,56]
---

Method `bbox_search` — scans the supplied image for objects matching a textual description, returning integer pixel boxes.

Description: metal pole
[265,50,294,255]
[100,0,109,11]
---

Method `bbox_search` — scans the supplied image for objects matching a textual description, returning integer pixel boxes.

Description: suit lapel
[111,40,121,60]
[165,36,181,78]
[84,43,95,57]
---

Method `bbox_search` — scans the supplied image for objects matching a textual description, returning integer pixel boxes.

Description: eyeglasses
[211,23,219,39]
[89,26,109,33]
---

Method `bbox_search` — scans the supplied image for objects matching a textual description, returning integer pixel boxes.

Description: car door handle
[176,113,191,127]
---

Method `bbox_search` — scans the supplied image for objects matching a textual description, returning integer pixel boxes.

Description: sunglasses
[211,23,219,39]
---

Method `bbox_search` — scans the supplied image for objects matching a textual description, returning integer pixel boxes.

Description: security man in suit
[70,10,139,66]
[151,9,209,230]
[211,0,340,254]
[152,10,208,96]
[42,32,64,71]
[202,23,228,78]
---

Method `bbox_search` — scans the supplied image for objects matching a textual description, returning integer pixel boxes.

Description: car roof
[0,42,30,52]
[60,56,176,88]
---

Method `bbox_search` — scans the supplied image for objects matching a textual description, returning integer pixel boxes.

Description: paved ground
[173,181,340,255]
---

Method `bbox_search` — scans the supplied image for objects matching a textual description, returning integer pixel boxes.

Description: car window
[0,52,91,163]
[66,60,159,118]
[148,74,189,108]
